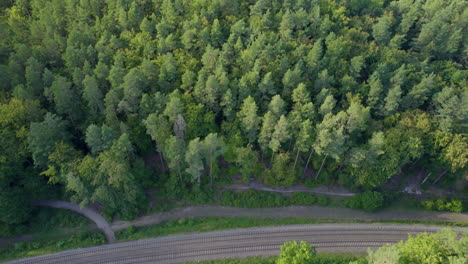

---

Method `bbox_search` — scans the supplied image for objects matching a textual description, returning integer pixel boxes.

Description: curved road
[7,224,467,264]
[34,200,115,243]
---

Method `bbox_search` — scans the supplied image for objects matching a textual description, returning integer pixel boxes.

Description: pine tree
[83,75,104,117]
[237,96,260,143]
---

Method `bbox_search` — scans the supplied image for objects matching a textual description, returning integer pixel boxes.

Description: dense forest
[0,0,466,228]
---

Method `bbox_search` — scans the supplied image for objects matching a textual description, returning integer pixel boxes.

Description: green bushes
[421,198,464,213]
[0,207,91,238]
[343,191,385,212]
[218,190,288,207]
[217,190,330,208]
[290,192,317,205]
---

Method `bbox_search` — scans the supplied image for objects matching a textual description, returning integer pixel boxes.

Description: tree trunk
[177,165,183,183]
[287,139,293,152]
[158,149,165,169]
[270,152,275,166]
[421,172,431,185]
[293,148,300,169]
[336,151,350,171]
[303,148,314,178]
[210,157,213,188]
[356,149,372,175]
[315,154,328,181]
[432,169,449,185]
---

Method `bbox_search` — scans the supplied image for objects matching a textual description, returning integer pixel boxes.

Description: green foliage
[217,190,330,208]
[277,241,316,264]
[421,198,464,213]
[343,191,385,212]
[367,228,468,264]
[290,192,317,205]
[1,0,467,229]
[27,113,70,168]
[0,231,105,262]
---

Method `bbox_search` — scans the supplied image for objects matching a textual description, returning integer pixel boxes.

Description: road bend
[6,224,467,264]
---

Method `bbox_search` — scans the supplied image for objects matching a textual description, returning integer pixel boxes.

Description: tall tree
[185,137,205,185]
[48,76,81,123]
[269,115,290,162]
[27,113,70,168]
[83,75,104,117]
[237,96,260,143]
[164,136,186,183]
[202,133,225,187]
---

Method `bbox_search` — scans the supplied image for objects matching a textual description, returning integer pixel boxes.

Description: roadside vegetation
[184,254,360,264]
[3,216,467,262]
[187,228,467,264]
[0,231,105,263]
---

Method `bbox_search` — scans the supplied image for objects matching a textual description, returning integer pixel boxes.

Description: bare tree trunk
[432,169,449,185]
[421,172,431,185]
[177,166,182,183]
[337,151,350,171]
[315,154,328,181]
[210,157,213,188]
[303,148,314,178]
[287,140,293,152]
[293,148,300,169]
[156,144,165,169]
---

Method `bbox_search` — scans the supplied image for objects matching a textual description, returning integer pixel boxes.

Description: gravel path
[34,200,115,243]
[6,224,467,264]
[112,205,468,231]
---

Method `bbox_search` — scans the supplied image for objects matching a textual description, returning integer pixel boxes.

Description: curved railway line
[7,224,467,264]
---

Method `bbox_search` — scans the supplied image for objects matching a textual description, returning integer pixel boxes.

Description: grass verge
[115,216,468,241]
[0,231,105,263]
[183,253,363,264]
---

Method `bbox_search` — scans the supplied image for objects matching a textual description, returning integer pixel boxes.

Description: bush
[446,200,463,213]
[277,241,316,264]
[316,196,330,206]
[343,191,385,212]
[422,200,434,210]
[290,192,317,205]
[183,187,214,204]
[421,198,463,213]
[218,190,288,208]
[217,190,331,208]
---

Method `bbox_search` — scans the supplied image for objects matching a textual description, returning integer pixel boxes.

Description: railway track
[6,224,467,264]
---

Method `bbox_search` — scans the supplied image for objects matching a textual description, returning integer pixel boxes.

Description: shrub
[277,241,316,264]
[446,200,463,213]
[290,192,316,205]
[422,200,434,210]
[343,191,385,212]
[421,198,464,213]
[435,198,446,211]
[316,196,330,206]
